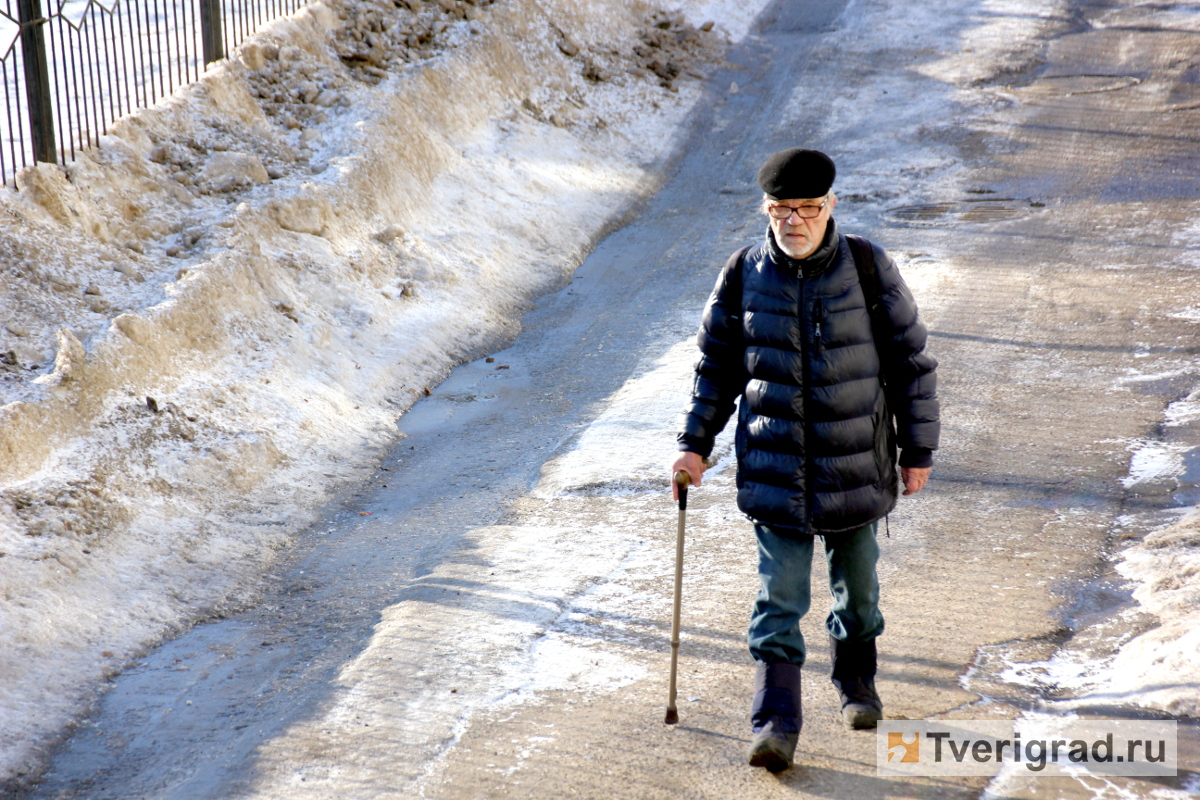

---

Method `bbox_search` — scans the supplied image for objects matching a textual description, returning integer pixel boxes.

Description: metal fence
[0,0,307,186]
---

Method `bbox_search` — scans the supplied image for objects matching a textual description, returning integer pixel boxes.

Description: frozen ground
[3,0,1200,794]
[879,0,1200,726]
[0,0,768,784]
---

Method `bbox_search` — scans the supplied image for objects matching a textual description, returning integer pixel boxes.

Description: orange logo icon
[887,731,920,763]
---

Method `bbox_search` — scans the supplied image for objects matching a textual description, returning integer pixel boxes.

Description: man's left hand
[902,467,931,496]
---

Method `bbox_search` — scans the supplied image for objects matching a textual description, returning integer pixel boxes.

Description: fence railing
[0,0,307,187]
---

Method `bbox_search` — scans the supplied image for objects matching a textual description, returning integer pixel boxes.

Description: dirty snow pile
[1104,504,1200,717]
[1089,387,1200,718]
[0,0,769,786]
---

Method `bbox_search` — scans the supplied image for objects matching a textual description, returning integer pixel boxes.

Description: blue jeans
[748,521,884,665]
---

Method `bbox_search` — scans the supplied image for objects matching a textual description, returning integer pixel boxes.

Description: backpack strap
[722,245,752,332]
[845,233,889,386]
[845,233,880,324]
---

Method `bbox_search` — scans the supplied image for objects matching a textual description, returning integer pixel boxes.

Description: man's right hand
[671,451,706,501]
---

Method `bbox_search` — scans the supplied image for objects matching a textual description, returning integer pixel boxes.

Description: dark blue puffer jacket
[677,222,940,535]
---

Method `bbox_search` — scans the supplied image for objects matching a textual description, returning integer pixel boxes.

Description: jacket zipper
[814,298,823,354]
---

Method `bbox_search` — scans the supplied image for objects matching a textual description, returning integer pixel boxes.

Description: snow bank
[1102,507,1200,717]
[1083,387,1200,718]
[0,0,760,785]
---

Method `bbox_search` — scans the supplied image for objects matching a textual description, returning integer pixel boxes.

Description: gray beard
[776,237,813,259]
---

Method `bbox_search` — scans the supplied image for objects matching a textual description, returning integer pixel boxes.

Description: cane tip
[664,707,679,725]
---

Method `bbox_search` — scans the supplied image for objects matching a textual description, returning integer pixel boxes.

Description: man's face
[767,194,837,260]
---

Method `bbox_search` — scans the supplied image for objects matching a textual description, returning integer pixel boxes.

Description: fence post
[200,0,224,65]
[17,0,56,165]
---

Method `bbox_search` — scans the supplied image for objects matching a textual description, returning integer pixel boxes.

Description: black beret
[757,148,836,200]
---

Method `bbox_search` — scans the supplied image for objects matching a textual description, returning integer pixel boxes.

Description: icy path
[0,0,770,785]
[14,0,1200,796]
[19,96,756,795]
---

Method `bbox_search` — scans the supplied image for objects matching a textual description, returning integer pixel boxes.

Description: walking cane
[664,469,691,724]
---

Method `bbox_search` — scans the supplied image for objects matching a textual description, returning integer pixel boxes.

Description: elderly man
[671,148,939,773]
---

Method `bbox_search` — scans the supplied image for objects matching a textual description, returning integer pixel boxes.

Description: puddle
[886,198,1043,226]
[962,568,1156,709]
[1020,74,1141,97]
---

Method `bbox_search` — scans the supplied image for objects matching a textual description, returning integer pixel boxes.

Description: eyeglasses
[767,197,829,220]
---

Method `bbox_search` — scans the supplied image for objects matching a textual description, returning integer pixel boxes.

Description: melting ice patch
[1115,366,1197,386]
[1169,215,1200,269]
[519,634,646,694]
[534,338,736,497]
[1168,306,1200,323]
[995,650,1107,696]
[1165,389,1200,428]
[534,341,698,497]
[1122,441,1190,487]
[1121,391,1200,486]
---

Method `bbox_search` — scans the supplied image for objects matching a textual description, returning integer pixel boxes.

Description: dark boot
[830,635,883,729]
[746,661,802,773]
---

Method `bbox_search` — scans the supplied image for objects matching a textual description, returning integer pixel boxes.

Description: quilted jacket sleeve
[870,243,940,465]
[676,251,749,458]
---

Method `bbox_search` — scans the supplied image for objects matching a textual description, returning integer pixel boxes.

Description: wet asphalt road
[15,0,1200,798]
